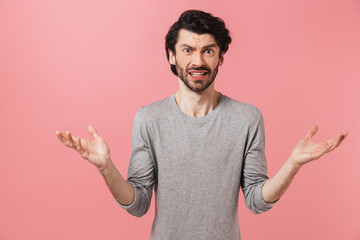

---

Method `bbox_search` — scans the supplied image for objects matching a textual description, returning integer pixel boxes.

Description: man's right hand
[56,125,111,170]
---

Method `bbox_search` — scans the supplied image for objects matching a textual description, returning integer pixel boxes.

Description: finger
[326,142,337,152]
[326,132,345,152]
[337,131,349,146]
[66,131,76,146]
[65,131,79,149]
[78,138,89,158]
[88,125,100,139]
[332,131,349,150]
[70,134,83,151]
[305,125,318,141]
[325,135,337,145]
[323,134,339,151]
[75,137,86,157]
[77,137,86,152]
[56,130,66,137]
[56,131,64,140]
[57,130,84,153]
[56,131,68,144]
[75,137,82,151]
[56,130,71,143]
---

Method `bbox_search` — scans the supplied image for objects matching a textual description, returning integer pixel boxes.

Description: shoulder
[134,95,172,122]
[222,94,263,121]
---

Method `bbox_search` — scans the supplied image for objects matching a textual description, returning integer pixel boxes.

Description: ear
[219,52,225,66]
[168,49,176,65]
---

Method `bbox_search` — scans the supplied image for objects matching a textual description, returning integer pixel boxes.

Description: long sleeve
[116,108,156,217]
[241,112,276,214]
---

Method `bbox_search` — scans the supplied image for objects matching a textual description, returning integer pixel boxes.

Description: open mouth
[189,72,207,76]
[188,70,208,80]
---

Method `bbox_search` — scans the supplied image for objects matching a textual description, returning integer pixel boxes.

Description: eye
[205,49,213,54]
[183,48,191,53]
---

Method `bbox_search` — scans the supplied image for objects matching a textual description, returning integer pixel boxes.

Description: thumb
[305,125,318,141]
[88,125,100,138]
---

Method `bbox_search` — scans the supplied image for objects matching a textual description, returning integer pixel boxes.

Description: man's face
[168,29,224,92]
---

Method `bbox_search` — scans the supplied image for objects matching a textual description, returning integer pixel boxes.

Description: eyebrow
[179,43,218,49]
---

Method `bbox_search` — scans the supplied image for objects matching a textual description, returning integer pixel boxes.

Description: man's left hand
[290,125,348,169]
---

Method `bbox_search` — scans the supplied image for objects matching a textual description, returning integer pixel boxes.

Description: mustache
[186,67,211,72]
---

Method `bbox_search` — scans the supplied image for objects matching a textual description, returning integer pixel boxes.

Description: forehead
[176,29,219,48]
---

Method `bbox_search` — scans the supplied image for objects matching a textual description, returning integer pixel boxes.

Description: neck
[174,82,221,117]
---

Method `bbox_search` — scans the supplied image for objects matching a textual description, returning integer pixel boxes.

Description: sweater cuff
[115,181,137,210]
[255,180,279,211]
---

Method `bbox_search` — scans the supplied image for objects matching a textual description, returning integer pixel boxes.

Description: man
[56,10,348,240]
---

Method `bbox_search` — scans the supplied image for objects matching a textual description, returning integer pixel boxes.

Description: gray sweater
[117,93,276,239]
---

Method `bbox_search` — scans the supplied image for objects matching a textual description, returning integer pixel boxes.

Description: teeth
[190,72,206,76]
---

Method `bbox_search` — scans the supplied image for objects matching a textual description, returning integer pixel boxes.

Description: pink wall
[1,0,359,239]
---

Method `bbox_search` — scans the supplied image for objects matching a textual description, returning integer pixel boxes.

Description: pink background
[1,0,359,239]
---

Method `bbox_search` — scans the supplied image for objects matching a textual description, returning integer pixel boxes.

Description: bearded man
[56,10,348,240]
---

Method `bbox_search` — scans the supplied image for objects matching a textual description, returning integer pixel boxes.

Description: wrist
[98,154,112,175]
[287,156,302,173]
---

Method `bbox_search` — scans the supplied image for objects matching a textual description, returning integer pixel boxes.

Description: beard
[175,62,219,93]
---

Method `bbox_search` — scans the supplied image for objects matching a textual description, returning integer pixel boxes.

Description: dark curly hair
[165,10,232,76]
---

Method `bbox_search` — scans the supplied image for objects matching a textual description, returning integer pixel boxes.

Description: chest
[147,116,250,188]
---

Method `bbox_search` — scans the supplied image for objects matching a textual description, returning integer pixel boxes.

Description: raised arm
[56,125,134,206]
[262,125,348,203]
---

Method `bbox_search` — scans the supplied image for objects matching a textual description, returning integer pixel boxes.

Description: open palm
[290,125,348,168]
[56,125,110,169]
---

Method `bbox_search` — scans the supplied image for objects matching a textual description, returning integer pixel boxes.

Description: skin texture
[56,28,349,210]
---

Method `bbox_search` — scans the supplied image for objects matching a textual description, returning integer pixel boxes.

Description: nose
[191,51,205,67]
